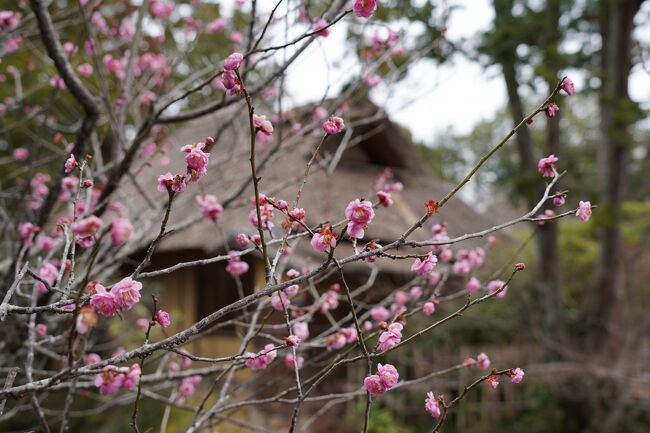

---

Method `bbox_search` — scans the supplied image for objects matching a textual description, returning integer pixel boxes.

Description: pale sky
[210,0,650,142]
[279,0,650,142]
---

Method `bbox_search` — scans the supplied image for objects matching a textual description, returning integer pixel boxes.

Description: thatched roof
[117,99,501,276]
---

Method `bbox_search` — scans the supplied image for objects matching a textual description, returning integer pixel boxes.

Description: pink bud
[35,323,47,338]
[155,310,171,327]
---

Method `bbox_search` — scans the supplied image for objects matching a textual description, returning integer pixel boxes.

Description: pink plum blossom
[553,194,566,206]
[338,327,357,344]
[12,147,29,161]
[64,154,78,173]
[394,290,409,306]
[77,63,93,77]
[50,75,66,90]
[37,262,58,294]
[155,310,171,327]
[354,0,379,18]
[322,116,345,134]
[311,226,337,252]
[320,287,339,314]
[177,378,195,403]
[120,364,141,391]
[284,353,304,370]
[364,73,382,87]
[537,154,559,177]
[289,208,305,220]
[545,102,559,118]
[477,352,491,370]
[253,114,273,136]
[425,392,441,417]
[226,253,249,277]
[150,1,174,19]
[35,323,47,338]
[183,143,210,181]
[364,374,386,394]
[196,195,224,222]
[576,201,592,222]
[94,366,123,395]
[110,217,133,246]
[370,306,390,322]
[285,335,301,347]
[222,70,242,95]
[422,302,435,316]
[326,332,347,351]
[206,18,226,33]
[90,283,118,317]
[223,52,243,70]
[376,190,393,207]
[235,233,249,248]
[284,284,300,298]
[0,10,21,31]
[111,277,142,311]
[36,235,58,253]
[487,280,508,299]
[510,367,525,383]
[377,363,399,388]
[561,77,575,96]
[466,277,481,293]
[245,344,277,370]
[312,18,330,37]
[248,204,274,230]
[378,322,403,352]
[157,172,186,193]
[345,199,375,239]
[293,322,309,340]
[19,222,39,243]
[76,305,98,334]
[411,252,437,276]
[313,106,328,121]
[85,353,101,365]
[271,291,290,311]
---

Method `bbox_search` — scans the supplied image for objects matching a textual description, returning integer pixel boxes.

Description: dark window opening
[195,256,254,333]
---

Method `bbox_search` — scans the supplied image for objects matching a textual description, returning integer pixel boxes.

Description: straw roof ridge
[117,99,504,270]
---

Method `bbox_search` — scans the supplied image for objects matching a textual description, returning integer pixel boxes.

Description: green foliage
[345,400,416,433]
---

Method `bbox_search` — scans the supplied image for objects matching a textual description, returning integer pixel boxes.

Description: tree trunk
[498,15,565,350]
[591,0,643,357]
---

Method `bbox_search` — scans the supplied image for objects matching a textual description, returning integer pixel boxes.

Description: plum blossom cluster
[158,137,213,193]
[94,364,141,396]
[249,199,275,230]
[226,252,250,277]
[411,252,438,276]
[364,363,399,395]
[196,194,224,222]
[319,283,340,314]
[377,322,403,352]
[221,52,244,95]
[177,375,202,404]
[244,344,278,370]
[89,277,142,317]
[535,153,592,222]
[542,77,574,119]
[326,327,358,351]
[345,199,375,239]
[311,225,338,253]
